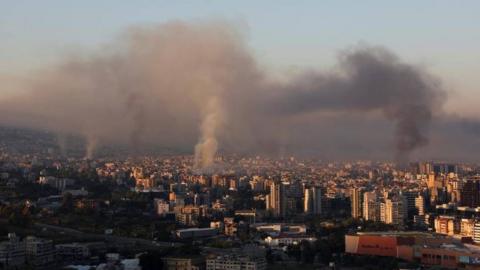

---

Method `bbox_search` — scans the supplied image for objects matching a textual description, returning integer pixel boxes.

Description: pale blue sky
[1,1,479,114]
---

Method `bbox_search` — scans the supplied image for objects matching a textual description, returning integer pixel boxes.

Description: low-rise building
[435,216,460,236]
[251,223,306,236]
[25,236,56,269]
[346,231,480,269]
[163,256,205,270]
[474,220,480,244]
[154,199,170,216]
[206,254,266,270]
[461,218,475,237]
[175,228,218,239]
[56,242,90,262]
[0,233,25,268]
[264,234,317,247]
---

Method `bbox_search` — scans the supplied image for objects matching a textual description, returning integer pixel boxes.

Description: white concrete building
[207,254,266,270]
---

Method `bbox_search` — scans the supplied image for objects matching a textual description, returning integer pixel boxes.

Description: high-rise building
[380,201,387,223]
[350,188,363,219]
[383,196,406,226]
[401,191,418,215]
[419,162,434,175]
[304,186,323,215]
[363,191,379,221]
[460,180,480,208]
[267,182,287,217]
[415,195,425,216]
[433,163,458,175]
[421,162,458,176]
[427,173,444,189]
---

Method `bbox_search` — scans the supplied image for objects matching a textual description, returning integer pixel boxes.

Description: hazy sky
[1,1,479,115]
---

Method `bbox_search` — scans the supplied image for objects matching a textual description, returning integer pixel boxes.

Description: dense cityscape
[0,129,479,269]
[2,1,479,270]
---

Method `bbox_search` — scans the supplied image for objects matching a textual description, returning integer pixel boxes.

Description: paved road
[34,222,182,248]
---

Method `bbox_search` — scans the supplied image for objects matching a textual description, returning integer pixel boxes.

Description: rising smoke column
[194,96,223,169]
[84,134,98,159]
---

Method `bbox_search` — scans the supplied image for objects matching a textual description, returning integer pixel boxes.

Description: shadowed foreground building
[461,180,480,208]
[0,234,25,269]
[0,234,55,269]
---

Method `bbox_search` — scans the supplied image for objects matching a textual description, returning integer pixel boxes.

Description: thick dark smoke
[0,20,456,164]
[267,48,445,162]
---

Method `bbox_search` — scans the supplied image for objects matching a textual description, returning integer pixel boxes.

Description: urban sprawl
[1,132,480,269]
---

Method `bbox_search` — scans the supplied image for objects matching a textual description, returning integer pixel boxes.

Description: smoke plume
[194,96,223,168]
[268,48,444,162]
[0,20,453,164]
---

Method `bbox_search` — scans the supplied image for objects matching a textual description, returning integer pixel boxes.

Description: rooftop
[355,231,436,237]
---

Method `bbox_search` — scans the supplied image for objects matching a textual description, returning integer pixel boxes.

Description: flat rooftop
[355,231,437,237]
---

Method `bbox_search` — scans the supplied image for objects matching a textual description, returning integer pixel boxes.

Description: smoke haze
[1,19,475,164]
[267,47,445,162]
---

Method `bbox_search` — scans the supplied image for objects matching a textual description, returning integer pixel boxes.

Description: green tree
[139,251,164,270]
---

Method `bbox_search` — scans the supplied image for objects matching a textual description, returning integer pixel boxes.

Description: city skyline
[2,3,480,269]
